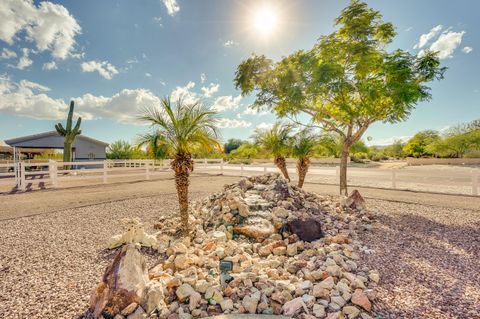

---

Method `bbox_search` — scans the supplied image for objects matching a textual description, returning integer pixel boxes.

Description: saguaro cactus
[55,101,82,163]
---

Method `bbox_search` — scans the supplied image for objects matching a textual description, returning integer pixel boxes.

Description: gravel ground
[360,200,480,319]
[0,193,206,319]
[1,187,479,319]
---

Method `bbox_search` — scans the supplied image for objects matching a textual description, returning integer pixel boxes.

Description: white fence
[0,158,478,196]
[0,160,170,191]
[196,162,479,196]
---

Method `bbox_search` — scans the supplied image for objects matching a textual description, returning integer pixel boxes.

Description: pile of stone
[89,174,378,319]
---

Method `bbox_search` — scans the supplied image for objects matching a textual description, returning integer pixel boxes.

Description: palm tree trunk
[274,155,290,181]
[171,153,194,235]
[296,157,310,188]
[174,170,190,234]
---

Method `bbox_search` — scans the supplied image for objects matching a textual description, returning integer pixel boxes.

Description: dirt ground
[1,172,479,220]
[0,174,479,318]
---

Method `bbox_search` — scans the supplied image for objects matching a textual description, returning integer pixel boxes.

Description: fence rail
[0,159,478,196]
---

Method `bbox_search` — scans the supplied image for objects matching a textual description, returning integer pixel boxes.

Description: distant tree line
[106,118,479,162]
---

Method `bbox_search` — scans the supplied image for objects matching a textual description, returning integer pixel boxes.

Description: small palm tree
[253,122,292,181]
[137,131,169,160]
[291,129,318,188]
[139,97,220,234]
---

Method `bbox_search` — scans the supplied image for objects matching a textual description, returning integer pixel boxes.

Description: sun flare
[252,5,279,36]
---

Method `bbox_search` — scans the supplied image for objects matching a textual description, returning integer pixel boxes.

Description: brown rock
[351,289,372,312]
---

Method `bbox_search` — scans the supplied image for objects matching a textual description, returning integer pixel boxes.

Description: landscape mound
[89,174,378,319]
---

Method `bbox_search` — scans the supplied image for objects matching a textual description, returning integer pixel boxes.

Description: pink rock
[282,297,305,316]
[344,190,366,210]
[90,244,149,318]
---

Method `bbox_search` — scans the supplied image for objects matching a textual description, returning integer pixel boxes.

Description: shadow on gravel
[360,212,480,319]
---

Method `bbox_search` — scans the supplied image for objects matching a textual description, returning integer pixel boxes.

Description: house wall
[7,135,106,160]
[74,138,106,160]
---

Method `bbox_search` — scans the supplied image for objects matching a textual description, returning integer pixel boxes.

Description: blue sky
[0,0,479,146]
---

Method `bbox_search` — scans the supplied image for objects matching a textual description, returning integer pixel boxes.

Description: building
[4,131,108,161]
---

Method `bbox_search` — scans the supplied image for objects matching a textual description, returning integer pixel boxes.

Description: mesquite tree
[234,0,446,195]
[55,101,82,164]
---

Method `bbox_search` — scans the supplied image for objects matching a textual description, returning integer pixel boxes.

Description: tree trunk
[171,153,194,235]
[274,155,290,181]
[174,170,190,234]
[339,144,350,196]
[296,157,310,188]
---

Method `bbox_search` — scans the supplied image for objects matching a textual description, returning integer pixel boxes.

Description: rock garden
[87,174,378,319]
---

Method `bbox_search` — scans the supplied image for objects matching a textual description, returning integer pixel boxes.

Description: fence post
[49,160,58,188]
[391,170,397,189]
[103,161,108,184]
[20,162,26,191]
[264,166,267,174]
[241,163,244,176]
[336,167,340,183]
[204,158,207,166]
[220,161,224,175]
[472,172,478,196]
[146,161,150,180]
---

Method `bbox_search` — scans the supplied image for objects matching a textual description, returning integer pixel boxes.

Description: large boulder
[90,244,149,318]
[283,218,323,242]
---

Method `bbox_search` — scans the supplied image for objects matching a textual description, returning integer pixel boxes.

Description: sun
[252,5,279,36]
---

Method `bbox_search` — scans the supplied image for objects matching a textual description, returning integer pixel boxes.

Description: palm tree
[253,122,292,181]
[137,131,169,160]
[291,129,318,188]
[139,97,220,234]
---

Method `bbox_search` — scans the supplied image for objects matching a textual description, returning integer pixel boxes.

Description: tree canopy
[234,0,446,194]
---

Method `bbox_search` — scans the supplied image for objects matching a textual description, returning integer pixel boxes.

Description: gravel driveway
[360,200,480,319]
[0,186,479,319]
[0,193,206,319]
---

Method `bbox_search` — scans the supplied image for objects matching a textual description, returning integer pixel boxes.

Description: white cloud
[405,27,413,32]
[414,25,442,49]
[145,72,152,77]
[0,48,17,59]
[153,16,163,27]
[217,118,252,129]
[462,46,473,54]
[162,0,179,16]
[256,122,274,131]
[170,81,199,104]
[429,30,465,59]
[0,0,81,59]
[0,76,163,123]
[0,75,67,119]
[42,61,57,70]
[240,105,269,117]
[201,83,220,97]
[223,40,238,48]
[211,95,242,112]
[81,60,119,80]
[11,48,32,70]
[74,89,161,123]
[200,73,206,84]
[126,57,139,64]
